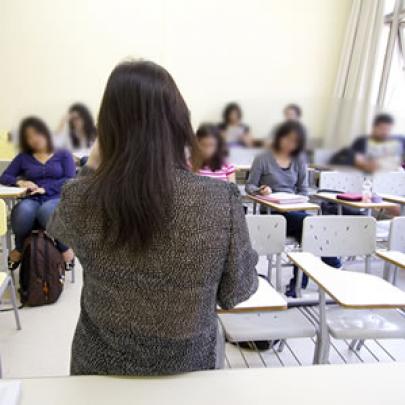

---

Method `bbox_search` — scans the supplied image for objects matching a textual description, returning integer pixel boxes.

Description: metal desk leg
[253,201,257,215]
[337,204,343,215]
[318,289,330,364]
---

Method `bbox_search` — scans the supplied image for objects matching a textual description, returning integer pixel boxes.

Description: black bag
[19,231,65,306]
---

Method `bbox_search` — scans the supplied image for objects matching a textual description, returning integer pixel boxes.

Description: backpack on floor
[19,230,65,306]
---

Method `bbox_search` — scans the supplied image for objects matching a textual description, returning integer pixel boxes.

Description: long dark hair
[19,116,54,154]
[68,103,96,148]
[272,121,306,157]
[193,124,227,171]
[90,60,196,248]
[222,102,242,126]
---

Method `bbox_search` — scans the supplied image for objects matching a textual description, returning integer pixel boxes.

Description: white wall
[0,0,351,140]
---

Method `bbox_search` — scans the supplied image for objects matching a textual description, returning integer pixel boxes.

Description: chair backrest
[373,171,405,196]
[0,199,6,237]
[246,215,286,255]
[319,171,363,193]
[302,216,376,257]
[312,148,335,165]
[389,217,405,252]
[228,148,261,167]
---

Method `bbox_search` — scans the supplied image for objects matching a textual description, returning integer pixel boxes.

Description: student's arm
[217,184,258,310]
[297,155,308,195]
[45,151,76,197]
[245,155,271,195]
[226,163,236,183]
[0,154,24,186]
[351,136,377,172]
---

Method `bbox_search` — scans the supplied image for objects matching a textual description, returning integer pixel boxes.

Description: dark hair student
[273,120,306,156]
[47,60,258,376]
[222,102,242,124]
[19,116,54,153]
[373,113,394,126]
[195,124,227,171]
[68,103,97,149]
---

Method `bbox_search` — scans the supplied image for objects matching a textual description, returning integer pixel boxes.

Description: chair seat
[219,308,316,342]
[327,306,405,339]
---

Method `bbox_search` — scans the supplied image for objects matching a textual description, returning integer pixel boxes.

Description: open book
[258,192,309,204]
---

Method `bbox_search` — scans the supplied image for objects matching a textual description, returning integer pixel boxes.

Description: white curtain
[324,0,385,148]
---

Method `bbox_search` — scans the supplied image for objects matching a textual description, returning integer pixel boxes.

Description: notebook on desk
[259,192,309,204]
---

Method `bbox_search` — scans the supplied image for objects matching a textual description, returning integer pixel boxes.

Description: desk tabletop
[0,186,26,198]
[315,192,398,210]
[376,250,405,270]
[380,194,405,205]
[288,252,405,309]
[16,363,405,405]
[247,195,320,213]
[217,277,287,313]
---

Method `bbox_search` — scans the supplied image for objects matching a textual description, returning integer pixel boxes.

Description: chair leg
[383,262,392,282]
[275,254,282,292]
[349,339,357,351]
[317,289,330,364]
[267,255,273,285]
[393,267,398,286]
[355,339,364,351]
[277,340,285,353]
[71,266,75,283]
[295,270,303,298]
[215,319,226,369]
[9,278,21,330]
[365,255,371,274]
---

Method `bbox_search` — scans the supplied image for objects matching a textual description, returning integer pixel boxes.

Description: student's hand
[16,180,38,189]
[259,185,272,195]
[29,187,46,195]
[87,138,101,170]
[355,155,378,173]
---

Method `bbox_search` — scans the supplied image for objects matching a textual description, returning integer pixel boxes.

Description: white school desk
[247,194,320,214]
[376,250,405,270]
[17,363,405,405]
[288,252,405,309]
[315,192,398,216]
[217,277,287,313]
[379,194,405,215]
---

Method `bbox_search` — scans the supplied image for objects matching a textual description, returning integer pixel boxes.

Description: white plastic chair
[318,171,363,193]
[219,215,319,363]
[373,171,405,196]
[379,217,405,284]
[295,216,376,297]
[293,216,405,360]
[246,215,286,291]
[0,199,21,377]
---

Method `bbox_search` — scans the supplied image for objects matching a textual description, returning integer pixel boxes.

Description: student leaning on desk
[47,60,258,376]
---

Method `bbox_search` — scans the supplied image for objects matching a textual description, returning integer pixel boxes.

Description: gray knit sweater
[47,167,258,376]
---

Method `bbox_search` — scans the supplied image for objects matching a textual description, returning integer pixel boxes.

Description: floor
[1,252,405,378]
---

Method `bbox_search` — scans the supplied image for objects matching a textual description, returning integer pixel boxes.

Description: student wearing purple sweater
[0,117,76,268]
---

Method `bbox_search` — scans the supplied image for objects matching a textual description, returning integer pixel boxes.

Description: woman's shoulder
[54,148,74,158]
[175,167,239,199]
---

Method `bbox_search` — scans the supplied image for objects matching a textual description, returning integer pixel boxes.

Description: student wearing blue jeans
[11,198,69,253]
[0,117,76,268]
[246,121,341,300]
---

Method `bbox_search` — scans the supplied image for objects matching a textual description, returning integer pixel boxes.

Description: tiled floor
[1,253,405,378]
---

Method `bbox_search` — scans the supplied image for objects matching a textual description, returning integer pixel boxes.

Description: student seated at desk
[219,102,253,148]
[191,124,236,182]
[0,117,76,269]
[246,121,341,297]
[55,103,97,165]
[47,61,258,376]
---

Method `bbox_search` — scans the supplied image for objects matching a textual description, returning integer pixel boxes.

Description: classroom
[1,0,405,403]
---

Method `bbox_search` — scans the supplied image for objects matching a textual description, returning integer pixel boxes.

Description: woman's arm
[217,184,258,310]
[0,155,23,186]
[296,155,309,195]
[245,155,262,194]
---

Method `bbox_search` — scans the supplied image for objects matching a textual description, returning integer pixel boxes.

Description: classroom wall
[0,0,351,140]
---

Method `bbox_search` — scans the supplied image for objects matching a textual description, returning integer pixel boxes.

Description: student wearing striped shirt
[192,124,236,182]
